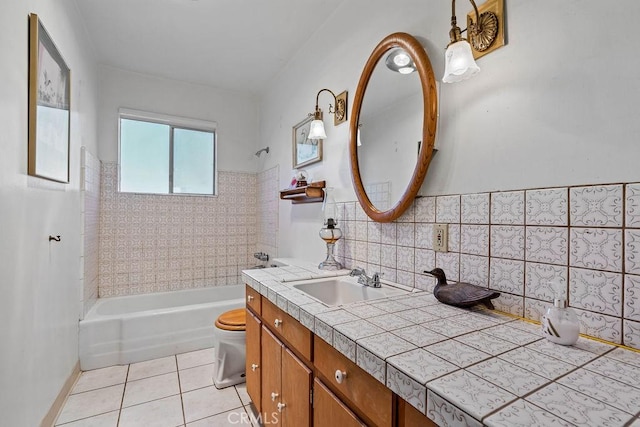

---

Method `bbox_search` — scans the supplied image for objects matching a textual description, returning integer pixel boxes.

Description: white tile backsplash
[491,191,525,225]
[489,258,525,295]
[335,182,640,350]
[626,184,640,227]
[525,227,568,265]
[569,267,623,317]
[461,193,490,224]
[460,225,489,256]
[626,229,640,274]
[459,254,489,287]
[490,226,525,260]
[570,228,623,272]
[436,195,461,223]
[570,184,623,227]
[526,188,568,226]
[99,163,259,297]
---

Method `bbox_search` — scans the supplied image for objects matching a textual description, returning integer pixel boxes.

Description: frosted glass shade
[442,40,480,83]
[308,119,327,139]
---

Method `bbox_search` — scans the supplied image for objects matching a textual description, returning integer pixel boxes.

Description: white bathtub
[79,285,245,370]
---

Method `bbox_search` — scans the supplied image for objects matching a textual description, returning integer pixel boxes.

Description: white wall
[256,0,640,264]
[0,0,99,425]
[98,66,260,172]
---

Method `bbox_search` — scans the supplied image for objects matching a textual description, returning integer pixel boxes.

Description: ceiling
[74,0,344,95]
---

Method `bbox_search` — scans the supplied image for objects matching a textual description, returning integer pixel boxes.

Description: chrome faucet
[349,267,382,288]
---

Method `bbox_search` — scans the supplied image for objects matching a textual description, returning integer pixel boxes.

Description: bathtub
[79,285,245,371]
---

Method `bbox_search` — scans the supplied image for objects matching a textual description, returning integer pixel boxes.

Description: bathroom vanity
[245,283,433,426]
[243,262,640,426]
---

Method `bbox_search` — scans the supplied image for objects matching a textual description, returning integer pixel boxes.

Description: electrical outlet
[433,224,448,252]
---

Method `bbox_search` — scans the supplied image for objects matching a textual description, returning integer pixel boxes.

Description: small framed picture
[28,13,71,183]
[292,115,322,168]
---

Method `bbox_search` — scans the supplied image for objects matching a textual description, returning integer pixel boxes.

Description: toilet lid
[215,308,246,331]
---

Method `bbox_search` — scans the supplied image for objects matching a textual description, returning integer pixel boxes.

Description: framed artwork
[292,114,322,168]
[28,13,71,183]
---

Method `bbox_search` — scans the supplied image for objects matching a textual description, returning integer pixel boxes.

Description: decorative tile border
[387,365,427,414]
[426,390,483,427]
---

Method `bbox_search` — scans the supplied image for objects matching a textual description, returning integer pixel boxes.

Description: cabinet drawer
[314,336,393,427]
[246,285,262,315]
[262,299,312,360]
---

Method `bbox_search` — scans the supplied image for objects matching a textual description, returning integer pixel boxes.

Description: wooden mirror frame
[349,32,437,222]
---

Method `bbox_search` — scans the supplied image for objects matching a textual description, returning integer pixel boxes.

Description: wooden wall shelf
[279,181,325,204]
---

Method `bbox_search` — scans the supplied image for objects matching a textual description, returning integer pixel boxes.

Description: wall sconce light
[442,0,505,83]
[308,89,348,139]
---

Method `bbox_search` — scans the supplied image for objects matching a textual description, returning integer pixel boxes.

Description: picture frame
[292,114,322,168]
[28,13,71,183]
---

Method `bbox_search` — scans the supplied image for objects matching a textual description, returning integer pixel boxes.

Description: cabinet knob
[274,318,283,327]
[271,392,279,401]
[251,363,259,371]
[247,295,254,302]
[335,370,347,384]
[277,402,286,412]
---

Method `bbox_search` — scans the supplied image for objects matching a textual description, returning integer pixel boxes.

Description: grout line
[116,364,130,426]
[175,355,187,427]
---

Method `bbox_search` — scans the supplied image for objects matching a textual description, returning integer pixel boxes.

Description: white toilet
[213,308,247,389]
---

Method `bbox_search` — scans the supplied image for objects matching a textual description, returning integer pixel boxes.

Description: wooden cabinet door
[397,398,438,427]
[281,348,312,427]
[261,326,283,426]
[313,378,365,427]
[245,311,262,412]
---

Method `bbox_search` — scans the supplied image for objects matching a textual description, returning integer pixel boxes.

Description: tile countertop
[242,261,640,427]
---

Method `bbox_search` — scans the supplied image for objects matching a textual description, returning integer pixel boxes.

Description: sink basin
[291,276,407,306]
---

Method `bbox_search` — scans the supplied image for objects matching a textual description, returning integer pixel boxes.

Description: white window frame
[118,108,218,196]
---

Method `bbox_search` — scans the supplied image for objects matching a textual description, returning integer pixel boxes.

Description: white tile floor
[54,348,255,427]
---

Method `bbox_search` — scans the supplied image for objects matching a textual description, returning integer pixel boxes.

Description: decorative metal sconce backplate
[334,90,348,126]
[467,0,505,59]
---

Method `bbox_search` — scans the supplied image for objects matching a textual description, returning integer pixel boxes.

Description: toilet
[213,308,247,389]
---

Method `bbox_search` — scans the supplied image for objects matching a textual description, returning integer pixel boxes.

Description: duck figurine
[424,268,500,309]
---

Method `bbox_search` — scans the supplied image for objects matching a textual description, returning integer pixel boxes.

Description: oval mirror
[349,32,437,222]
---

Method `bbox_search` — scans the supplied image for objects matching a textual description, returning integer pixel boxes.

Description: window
[118,109,217,195]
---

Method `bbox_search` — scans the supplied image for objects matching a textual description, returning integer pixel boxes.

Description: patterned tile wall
[256,165,279,261]
[98,162,258,297]
[336,183,640,350]
[81,148,101,317]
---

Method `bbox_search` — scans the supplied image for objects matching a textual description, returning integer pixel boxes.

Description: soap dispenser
[541,298,580,345]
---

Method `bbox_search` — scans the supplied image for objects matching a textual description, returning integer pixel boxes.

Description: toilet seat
[215,308,246,331]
